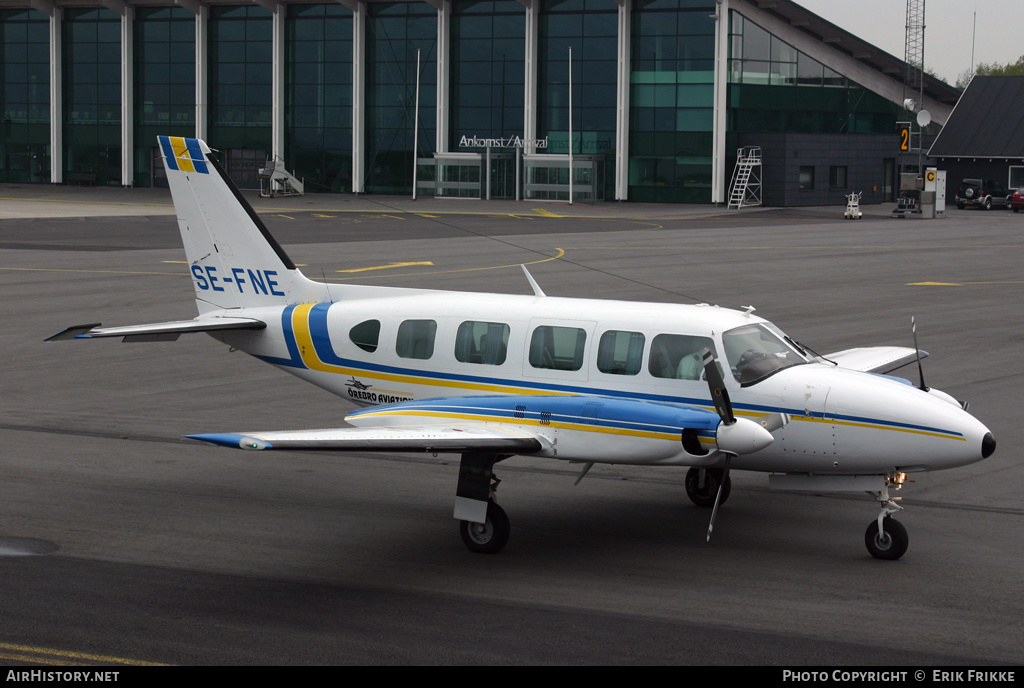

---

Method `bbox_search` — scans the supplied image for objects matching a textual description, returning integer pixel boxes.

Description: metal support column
[614,0,631,201]
[120,5,134,187]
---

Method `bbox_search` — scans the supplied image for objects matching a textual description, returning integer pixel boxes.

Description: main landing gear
[459,500,510,554]
[685,467,731,508]
[455,452,511,554]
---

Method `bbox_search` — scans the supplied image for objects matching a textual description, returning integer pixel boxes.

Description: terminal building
[0,0,961,204]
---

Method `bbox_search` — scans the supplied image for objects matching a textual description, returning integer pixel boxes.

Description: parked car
[1010,186,1024,213]
[955,178,1011,210]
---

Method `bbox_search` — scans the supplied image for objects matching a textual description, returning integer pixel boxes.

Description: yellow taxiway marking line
[0,642,167,666]
[0,196,173,209]
[337,261,435,273]
[907,280,1024,286]
[330,248,565,281]
[532,208,562,217]
[160,260,307,266]
[1,267,182,276]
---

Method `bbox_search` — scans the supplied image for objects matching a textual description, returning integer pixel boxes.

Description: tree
[956,55,1024,88]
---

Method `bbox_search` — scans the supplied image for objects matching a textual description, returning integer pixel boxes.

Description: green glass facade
[286,3,352,193]
[629,0,716,203]
[728,13,900,136]
[133,6,195,188]
[365,2,437,195]
[63,7,121,185]
[450,0,524,143]
[0,1,944,204]
[208,4,271,186]
[538,0,616,159]
[0,9,49,183]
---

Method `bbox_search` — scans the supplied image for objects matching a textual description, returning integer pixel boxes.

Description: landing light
[886,472,908,488]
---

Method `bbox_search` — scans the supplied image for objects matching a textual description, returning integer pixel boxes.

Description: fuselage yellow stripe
[285,305,963,444]
[350,408,717,443]
[288,303,570,397]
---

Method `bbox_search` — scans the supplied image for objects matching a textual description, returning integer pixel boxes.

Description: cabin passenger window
[454,321,510,365]
[648,334,715,380]
[349,319,380,353]
[529,326,586,371]
[596,330,645,375]
[396,319,437,360]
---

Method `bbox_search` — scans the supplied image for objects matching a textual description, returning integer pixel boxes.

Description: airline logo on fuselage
[191,265,285,296]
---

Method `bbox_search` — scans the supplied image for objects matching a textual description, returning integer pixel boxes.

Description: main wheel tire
[984,197,992,210]
[459,500,510,554]
[685,467,731,508]
[865,516,909,560]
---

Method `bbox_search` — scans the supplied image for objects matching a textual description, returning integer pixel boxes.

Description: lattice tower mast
[904,0,925,110]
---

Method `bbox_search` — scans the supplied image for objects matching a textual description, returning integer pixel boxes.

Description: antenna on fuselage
[911,316,929,391]
[521,264,546,297]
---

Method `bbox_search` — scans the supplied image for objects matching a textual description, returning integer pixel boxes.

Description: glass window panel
[648,334,714,380]
[742,21,770,60]
[396,320,437,360]
[597,331,645,375]
[455,321,510,365]
[676,108,712,131]
[350,320,380,353]
[529,326,586,371]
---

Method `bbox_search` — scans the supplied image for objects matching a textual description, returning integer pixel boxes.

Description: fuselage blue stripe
[253,304,963,441]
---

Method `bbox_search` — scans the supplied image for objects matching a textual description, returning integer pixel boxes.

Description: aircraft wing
[824,346,926,374]
[187,425,544,453]
[46,316,266,343]
[184,394,725,459]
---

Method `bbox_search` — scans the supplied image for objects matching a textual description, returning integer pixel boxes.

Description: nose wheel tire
[685,467,731,508]
[865,516,909,560]
[459,500,510,554]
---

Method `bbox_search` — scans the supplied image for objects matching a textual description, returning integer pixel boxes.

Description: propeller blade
[706,456,732,542]
[702,347,734,424]
[758,412,791,433]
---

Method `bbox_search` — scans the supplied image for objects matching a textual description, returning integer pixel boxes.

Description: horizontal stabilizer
[46,316,265,343]
[186,425,544,453]
[824,346,927,374]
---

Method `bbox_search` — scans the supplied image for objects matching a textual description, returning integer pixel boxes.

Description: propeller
[700,348,785,542]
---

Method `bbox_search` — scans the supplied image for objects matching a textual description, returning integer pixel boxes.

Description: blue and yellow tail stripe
[257,303,967,444]
[159,136,209,174]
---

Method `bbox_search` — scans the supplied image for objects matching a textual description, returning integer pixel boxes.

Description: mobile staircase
[258,156,304,198]
[727,147,762,210]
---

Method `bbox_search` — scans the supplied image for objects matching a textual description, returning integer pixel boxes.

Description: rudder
[159,136,320,312]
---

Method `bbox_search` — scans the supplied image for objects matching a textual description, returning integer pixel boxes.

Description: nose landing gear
[866,473,909,560]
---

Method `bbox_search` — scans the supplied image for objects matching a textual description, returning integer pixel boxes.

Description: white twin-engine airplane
[49,136,996,560]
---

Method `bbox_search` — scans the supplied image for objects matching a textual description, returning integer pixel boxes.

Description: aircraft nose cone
[982,432,996,459]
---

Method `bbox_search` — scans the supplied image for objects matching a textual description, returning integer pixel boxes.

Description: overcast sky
[796,0,1021,85]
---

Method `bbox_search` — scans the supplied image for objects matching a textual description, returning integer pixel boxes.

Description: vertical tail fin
[159,136,321,312]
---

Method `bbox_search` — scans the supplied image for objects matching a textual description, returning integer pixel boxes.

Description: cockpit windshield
[722,322,809,386]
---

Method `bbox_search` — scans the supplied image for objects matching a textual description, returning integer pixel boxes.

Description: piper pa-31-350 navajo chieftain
[49,137,996,560]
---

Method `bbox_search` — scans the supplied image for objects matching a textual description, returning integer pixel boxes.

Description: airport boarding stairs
[258,156,304,198]
[727,147,762,209]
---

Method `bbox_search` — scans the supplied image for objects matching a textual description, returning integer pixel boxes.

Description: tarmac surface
[1,183,1021,666]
